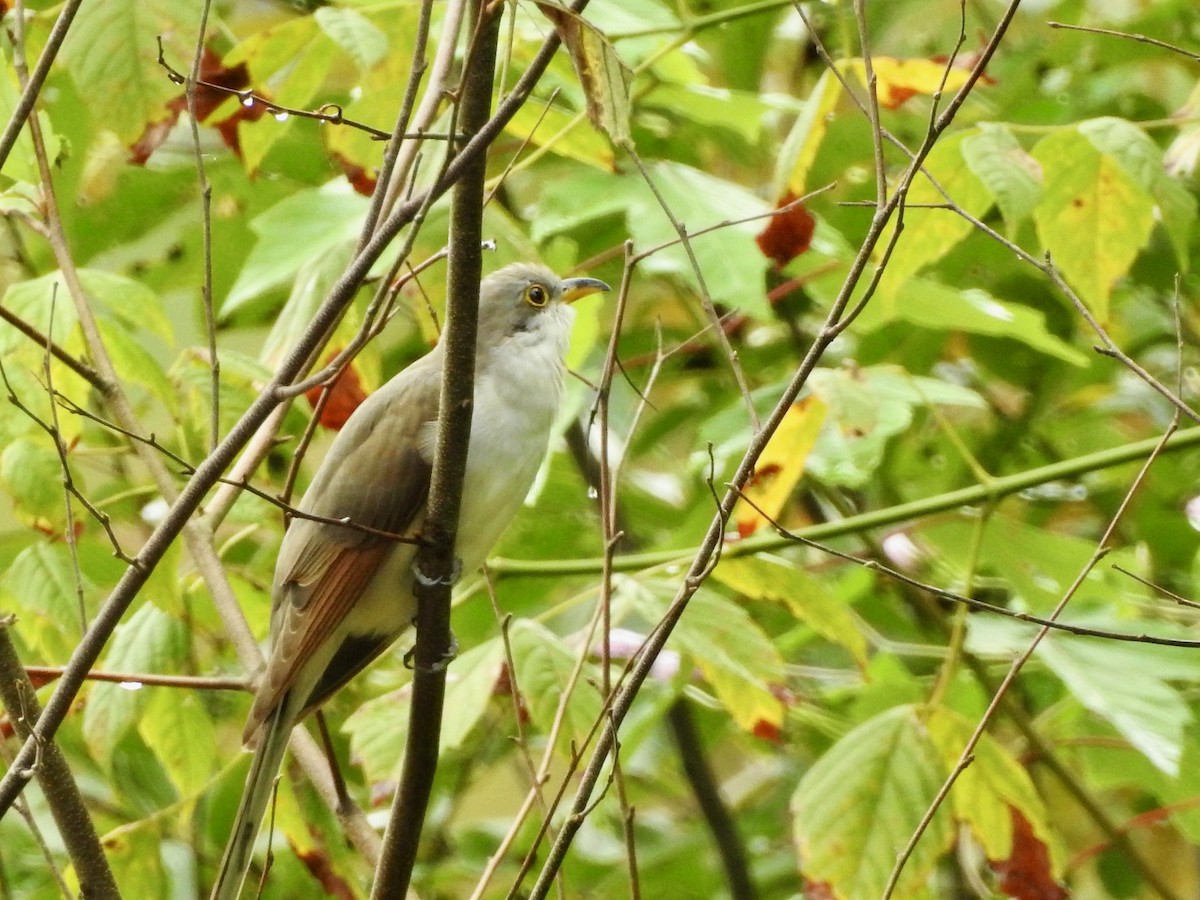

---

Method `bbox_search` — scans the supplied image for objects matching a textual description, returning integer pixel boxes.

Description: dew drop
[586,485,599,500]
[274,110,290,122]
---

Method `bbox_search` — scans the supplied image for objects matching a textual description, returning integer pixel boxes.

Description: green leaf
[83,603,189,762]
[260,242,358,368]
[1,271,81,351]
[961,123,1042,235]
[0,68,61,186]
[504,97,615,170]
[344,637,508,783]
[629,161,770,315]
[62,0,203,144]
[878,132,995,300]
[138,688,217,797]
[806,365,984,488]
[0,437,66,529]
[855,277,1089,366]
[97,317,175,407]
[536,163,768,311]
[510,618,602,747]
[104,828,170,898]
[223,16,337,172]
[775,69,842,197]
[1077,118,1199,273]
[221,182,369,316]
[1037,636,1193,776]
[662,587,785,732]
[926,706,1061,870]
[642,84,767,143]
[713,555,867,665]
[792,705,953,898]
[1032,125,1156,321]
[314,7,389,70]
[530,166,637,239]
[0,543,90,661]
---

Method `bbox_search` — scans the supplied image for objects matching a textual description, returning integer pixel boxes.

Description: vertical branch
[852,0,887,206]
[0,616,119,899]
[666,700,756,900]
[370,4,502,896]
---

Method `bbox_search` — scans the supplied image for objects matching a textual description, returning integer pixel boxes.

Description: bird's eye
[524,284,548,307]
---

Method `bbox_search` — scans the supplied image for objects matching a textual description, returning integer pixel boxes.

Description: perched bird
[211,263,609,899]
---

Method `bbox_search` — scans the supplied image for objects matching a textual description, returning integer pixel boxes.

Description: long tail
[210,705,293,900]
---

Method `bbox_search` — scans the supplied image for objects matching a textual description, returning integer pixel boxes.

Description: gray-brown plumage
[211,263,608,900]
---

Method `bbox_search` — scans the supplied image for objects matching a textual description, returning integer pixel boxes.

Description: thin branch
[156,43,453,143]
[22,666,247,691]
[733,488,1200,649]
[182,1,220,452]
[1047,20,1200,64]
[0,0,84,170]
[490,425,1200,577]
[0,304,104,389]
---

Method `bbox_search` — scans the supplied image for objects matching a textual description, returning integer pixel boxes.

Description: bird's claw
[403,631,459,673]
[412,556,463,588]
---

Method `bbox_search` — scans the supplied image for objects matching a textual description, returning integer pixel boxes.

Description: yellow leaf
[736,395,826,537]
[840,57,973,110]
[778,69,842,197]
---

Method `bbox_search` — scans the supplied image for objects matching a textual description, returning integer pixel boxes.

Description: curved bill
[560,277,611,304]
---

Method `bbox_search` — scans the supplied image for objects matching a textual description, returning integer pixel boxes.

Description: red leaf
[801,879,837,900]
[130,48,266,164]
[756,193,815,268]
[751,718,782,743]
[331,152,378,197]
[304,361,367,431]
[990,808,1067,900]
[292,832,355,900]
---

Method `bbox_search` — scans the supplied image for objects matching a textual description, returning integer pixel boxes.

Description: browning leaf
[539,5,632,146]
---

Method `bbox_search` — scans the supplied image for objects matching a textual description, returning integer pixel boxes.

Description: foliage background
[2,0,1200,897]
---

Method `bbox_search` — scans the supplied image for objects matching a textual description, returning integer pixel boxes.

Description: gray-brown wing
[243,360,438,741]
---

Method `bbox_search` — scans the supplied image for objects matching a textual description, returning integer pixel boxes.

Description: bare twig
[1047,20,1200,64]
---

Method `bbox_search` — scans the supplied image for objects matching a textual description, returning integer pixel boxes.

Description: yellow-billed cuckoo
[211,262,609,899]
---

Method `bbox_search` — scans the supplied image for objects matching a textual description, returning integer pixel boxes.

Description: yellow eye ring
[524,283,549,307]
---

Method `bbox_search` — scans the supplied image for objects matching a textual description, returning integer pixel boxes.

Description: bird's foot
[412,555,463,588]
[403,631,459,673]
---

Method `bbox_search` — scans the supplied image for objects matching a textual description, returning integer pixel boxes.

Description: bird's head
[476,263,609,357]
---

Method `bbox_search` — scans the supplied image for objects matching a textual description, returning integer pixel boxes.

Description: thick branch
[0,616,119,899]
[370,3,501,896]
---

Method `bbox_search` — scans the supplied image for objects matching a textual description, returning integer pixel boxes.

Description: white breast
[455,303,574,569]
